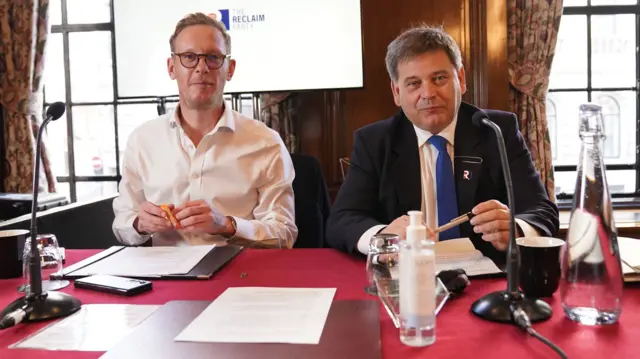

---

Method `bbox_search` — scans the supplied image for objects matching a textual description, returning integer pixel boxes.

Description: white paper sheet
[71,245,214,277]
[10,304,159,351]
[434,238,502,276]
[174,287,337,345]
[618,236,640,269]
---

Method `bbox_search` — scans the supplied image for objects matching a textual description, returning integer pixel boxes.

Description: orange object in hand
[160,204,181,229]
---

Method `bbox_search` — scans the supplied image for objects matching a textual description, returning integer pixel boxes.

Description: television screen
[113,0,364,97]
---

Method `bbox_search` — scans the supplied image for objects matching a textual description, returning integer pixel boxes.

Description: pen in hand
[433,212,474,234]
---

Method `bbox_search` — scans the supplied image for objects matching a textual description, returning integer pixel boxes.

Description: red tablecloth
[0,248,637,359]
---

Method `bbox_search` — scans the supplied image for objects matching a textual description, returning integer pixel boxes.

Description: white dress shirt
[112,104,298,248]
[356,118,538,255]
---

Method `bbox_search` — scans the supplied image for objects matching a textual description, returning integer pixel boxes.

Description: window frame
[45,0,257,202]
[549,2,640,201]
[596,94,622,158]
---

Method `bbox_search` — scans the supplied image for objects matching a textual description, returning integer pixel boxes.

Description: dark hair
[385,24,463,82]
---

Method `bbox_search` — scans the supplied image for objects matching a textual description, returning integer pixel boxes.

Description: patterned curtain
[0,0,54,193]
[507,0,563,201]
[260,92,297,153]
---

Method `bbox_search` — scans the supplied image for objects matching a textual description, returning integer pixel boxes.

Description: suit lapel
[390,113,422,214]
[388,104,485,217]
[454,103,484,215]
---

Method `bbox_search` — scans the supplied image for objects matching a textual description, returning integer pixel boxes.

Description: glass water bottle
[560,103,624,325]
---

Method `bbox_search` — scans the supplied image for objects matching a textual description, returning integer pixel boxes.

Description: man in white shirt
[112,13,297,248]
[326,25,558,265]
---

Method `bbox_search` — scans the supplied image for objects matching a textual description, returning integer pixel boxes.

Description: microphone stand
[0,109,81,323]
[470,118,551,323]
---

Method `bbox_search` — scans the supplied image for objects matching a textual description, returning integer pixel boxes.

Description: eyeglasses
[171,52,230,69]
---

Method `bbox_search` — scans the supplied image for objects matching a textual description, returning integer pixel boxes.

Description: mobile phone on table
[74,274,152,296]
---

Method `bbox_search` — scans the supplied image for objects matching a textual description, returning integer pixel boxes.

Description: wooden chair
[339,157,351,181]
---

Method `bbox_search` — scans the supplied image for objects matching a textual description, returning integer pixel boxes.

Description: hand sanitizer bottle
[399,210,436,347]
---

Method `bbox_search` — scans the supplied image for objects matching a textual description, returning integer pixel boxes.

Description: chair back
[339,157,351,181]
[291,154,331,248]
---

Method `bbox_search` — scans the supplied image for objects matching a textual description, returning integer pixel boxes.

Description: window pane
[591,0,637,5]
[547,91,588,166]
[43,33,65,103]
[69,32,113,102]
[54,182,70,202]
[49,0,62,25]
[72,105,116,176]
[76,182,118,203]
[593,91,636,164]
[555,170,635,196]
[550,16,588,89]
[165,101,178,114]
[117,104,159,169]
[591,15,636,88]
[546,99,558,160]
[555,171,576,197]
[66,0,111,24]
[45,110,69,176]
[240,96,254,118]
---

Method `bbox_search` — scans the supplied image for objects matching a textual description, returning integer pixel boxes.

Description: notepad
[434,238,503,277]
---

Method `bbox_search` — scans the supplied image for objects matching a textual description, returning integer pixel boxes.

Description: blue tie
[428,135,460,240]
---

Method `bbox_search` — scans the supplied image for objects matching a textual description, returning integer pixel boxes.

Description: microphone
[46,101,66,121]
[471,111,519,295]
[157,97,166,116]
[468,109,552,324]
[0,101,81,328]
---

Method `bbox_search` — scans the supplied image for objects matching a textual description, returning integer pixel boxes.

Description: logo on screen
[208,9,230,30]
[212,8,266,31]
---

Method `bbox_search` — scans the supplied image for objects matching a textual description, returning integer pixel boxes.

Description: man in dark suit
[326,25,559,265]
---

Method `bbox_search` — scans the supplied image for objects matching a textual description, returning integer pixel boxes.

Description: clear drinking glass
[365,233,400,295]
[19,234,69,294]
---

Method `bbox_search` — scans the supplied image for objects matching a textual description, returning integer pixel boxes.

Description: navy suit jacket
[326,102,559,266]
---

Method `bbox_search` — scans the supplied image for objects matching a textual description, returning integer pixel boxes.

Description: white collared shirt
[356,117,538,255]
[112,104,298,248]
[412,118,457,234]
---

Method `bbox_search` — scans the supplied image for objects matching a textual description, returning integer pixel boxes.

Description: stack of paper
[434,238,502,276]
[10,304,159,351]
[617,236,640,282]
[71,245,214,277]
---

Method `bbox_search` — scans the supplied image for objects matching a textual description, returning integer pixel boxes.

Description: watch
[225,216,237,239]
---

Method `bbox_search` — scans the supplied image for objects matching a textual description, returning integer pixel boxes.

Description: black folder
[53,245,243,280]
[100,300,382,359]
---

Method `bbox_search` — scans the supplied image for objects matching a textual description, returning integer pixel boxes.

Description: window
[548,1,639,198]
[43,0,258,202]
[546,99,557,160]
[596,94,621,158]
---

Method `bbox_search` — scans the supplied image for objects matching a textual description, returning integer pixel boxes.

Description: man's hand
[381,215,410,239]
[471,200,511,251]
[174,200,235,236]
[381,215,435,240]
[134,202,175,234]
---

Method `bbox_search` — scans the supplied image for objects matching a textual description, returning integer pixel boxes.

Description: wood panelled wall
[294,0,509,198]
